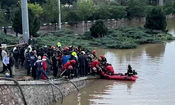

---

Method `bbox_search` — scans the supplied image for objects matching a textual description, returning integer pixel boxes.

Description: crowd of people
[0,40,136,80]
[0,40,116,79]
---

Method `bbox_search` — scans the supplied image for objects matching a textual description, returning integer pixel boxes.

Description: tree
[0,11,6,27]
[12,7,40,36]
[0,0,17,9]
[144,7,167,31]
[42,0,58,23]
[109,6,127,20]
[126,0,147,19]
[90,20,108,38]
[163,3,174,15]
[62,7,80,25]
[93,4,111,20]
[76,0,95,21]
[28,3,43,18]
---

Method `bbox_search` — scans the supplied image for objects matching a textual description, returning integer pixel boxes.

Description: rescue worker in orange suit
[62,60,76,78]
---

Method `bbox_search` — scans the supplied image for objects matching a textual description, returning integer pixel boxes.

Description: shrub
[144,7,167,31]
[0,33,18,45]
[90,20,108,38]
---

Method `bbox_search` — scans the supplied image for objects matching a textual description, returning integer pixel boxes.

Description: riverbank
[0,26,174,49]
[0,76,99,105]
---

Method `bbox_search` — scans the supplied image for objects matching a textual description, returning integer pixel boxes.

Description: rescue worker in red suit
[42,56,47,80]
[99,55,107,65]
[90,60,100,75]
[62,60,76,78]
[105,64,114,75]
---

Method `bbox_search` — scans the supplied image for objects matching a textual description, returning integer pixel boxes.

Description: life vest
[106,65,114,74]
[90,60,99,69]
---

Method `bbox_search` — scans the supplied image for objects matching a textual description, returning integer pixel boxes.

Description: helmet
[70,60,76,65]
[42,56,47,61]
[72,52,77,57]
[81,51,85,55]
[64,46,69,50]
[94,60,99,65]
[50,46,55,49]
[100,55,104,58]
[57,42,61,47]
[92,50,96,54]
[68,65,73,70]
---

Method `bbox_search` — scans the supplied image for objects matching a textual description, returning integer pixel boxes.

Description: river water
[55,18,175,105]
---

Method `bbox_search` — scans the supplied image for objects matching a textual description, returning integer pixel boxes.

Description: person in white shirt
[0,47,7,73]
[2,53,12,77]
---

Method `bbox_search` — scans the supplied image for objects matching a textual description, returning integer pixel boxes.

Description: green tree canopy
[28,3,43,18]
[109,6,127,20]
[126,0,147,19]
[12,6,40,36]
[144,7,167,31]
[0,11,6,27]
[42,0,58,23]
[76,0,95,21]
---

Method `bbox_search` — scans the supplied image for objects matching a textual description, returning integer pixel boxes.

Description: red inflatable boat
[101,71,138,81]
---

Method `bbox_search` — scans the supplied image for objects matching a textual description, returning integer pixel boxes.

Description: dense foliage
[126,0,147,19]
[35,27,174,49]
[12,4,40,36]
[0,11,5,27]
[1,0,175,27]
[145,7,167,31]
[0,32,18,45]
[90,20,108,38]
[1,26,173,49]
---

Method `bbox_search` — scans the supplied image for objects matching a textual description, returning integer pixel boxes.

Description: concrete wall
[0,77,96,105]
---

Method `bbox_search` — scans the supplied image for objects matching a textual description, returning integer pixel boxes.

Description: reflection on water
[55,18,175,105]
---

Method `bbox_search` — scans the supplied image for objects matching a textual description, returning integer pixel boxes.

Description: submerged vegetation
[35,27,174,49]
[0,26,174,49]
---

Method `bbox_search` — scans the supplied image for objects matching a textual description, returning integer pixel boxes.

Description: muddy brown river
[55,18,175,105]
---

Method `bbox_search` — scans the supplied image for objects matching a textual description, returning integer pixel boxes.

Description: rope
[44,80,64,104]
[0,78,27,105]
[65,79,79,92]
[59,78,79,93]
